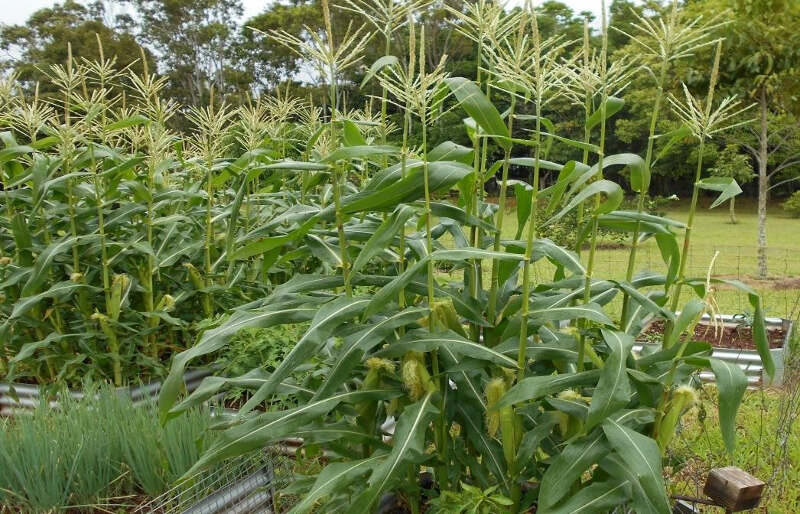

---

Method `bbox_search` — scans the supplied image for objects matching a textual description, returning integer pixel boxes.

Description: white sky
[1,0,604,27]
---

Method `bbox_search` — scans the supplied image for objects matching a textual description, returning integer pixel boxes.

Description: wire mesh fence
[136,449,293,514]
[546,243,800,320]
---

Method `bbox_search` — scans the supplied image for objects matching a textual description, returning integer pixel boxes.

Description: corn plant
[0,0,777,511]
[0,47,325,385]
[157,2,775,513]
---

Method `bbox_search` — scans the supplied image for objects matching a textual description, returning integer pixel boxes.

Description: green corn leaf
[496,337,582,363]
[271,274,344,297]
[314,307,428,399]
[533,238,585,275]
[351,205,415,275]
[305,234,343,267]
[364,248,521,318]
[290,423,389,447]
[323,145,400,163]
[664,298,706,349]
[683,356,747,453]
[601,210,685,228]
[22,235,99,296]
[339,160,473,214]
[231,217,317,260]
[11,333,81,362]
[185,389,400,476]
[433,248,525,262]
[636,341,712,369]
[171,369,314,415]
[364,258,429,319]
[414,201,497,233]
[159,301,318,421]
[586,96,625,130]
[225,175,249,262]
[457,402,510,491]
[507,157,565,172]
[547,180,623,225]
[542,161,587,216]
[709,357,748,453]
[538,430,610,510]
[585,330,635,429]
[513,419,557,476]
[351,392,439,512]
[503,239,586,275]
[341,119,367,146]
[445,77,510,150]
[240,297,372,414]
[0,144,37,166]
[10,281,97,320]
[495,370,601,409]
[546,479,631,514]
[374,330,519,368]
[428,141,474,163]
[510,180,533,238]
[696,176,743,209]
[360,55,399,88]
[707,357,747,453]
[105,114,150,132]
[529,303,613,325]
[289,455,385,514]
[601,420,671,514]
[537,132,601,153]
[684,278,774,378]
[613,281,674,328]
[655,233,680,288]
[652,124,692,167]
[571,153,646,193]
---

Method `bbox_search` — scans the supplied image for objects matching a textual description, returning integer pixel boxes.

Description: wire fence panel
[538,244,800,320]
[137,449,293,514]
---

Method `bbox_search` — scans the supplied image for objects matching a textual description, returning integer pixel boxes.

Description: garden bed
[640,318,787,351]
[636,315,793,386]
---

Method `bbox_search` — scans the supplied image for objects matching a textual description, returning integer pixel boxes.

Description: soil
[713,274,800,291]
[640,319,786,351]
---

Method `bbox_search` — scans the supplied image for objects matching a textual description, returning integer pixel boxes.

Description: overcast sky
[2,0,604,27]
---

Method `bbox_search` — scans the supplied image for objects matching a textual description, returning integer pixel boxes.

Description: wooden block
[703,466,765,511]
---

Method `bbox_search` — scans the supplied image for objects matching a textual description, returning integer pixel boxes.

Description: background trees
[0,1,151,96]
[698,0,800,277]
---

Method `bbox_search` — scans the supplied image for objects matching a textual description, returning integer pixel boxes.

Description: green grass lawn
[668,382,800,513]
[452,197,800,319]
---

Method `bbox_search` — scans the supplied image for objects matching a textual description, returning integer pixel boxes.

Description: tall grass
[0,387,214,511]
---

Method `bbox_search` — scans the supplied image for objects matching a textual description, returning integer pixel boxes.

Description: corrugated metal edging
[0,368,212,416]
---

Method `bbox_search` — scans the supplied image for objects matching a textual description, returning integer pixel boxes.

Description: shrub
[782,191,800,218]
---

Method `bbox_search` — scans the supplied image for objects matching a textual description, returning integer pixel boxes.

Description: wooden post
[703,466,765,512]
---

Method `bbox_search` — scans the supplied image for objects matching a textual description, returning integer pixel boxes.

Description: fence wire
[136,449,293,514]
[550,244,800,320]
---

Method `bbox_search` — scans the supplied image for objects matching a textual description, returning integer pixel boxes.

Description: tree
[0,1,150,96]
[121,0,247,106]
[237,1,323,92]
[709,0,800,277]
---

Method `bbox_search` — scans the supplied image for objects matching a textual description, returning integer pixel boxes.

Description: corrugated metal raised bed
[635,314,793,386]
[0,368,213,416]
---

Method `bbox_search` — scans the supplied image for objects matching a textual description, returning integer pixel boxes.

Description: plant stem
[323,0,352,297]
[518,112,542,382]
[487,96,517,323]
[620,59,668,324]
[574,20,593,259]
[665,139,705,342]
[578,1,609,372]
